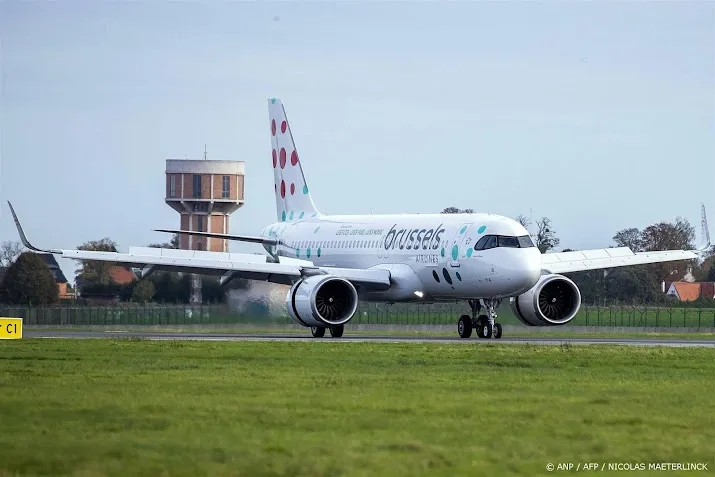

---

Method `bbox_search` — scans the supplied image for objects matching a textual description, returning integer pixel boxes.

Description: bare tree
[0,241,24,268]
[534,217,560,253]
[515,214,531,229]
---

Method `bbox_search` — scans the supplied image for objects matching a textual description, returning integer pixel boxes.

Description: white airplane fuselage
[261,212,542,302]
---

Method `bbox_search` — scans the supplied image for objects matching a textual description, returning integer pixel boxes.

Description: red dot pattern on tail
[271,120,276,136]
[290,183,295,195]
[281,121,287,133]
[291,151,298,166]
[279,148,286,168]
[280,180,286,198]
[272,149,277,168]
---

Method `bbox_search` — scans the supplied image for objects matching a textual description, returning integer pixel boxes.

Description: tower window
[222,176,230,198]
[193,175,202,198]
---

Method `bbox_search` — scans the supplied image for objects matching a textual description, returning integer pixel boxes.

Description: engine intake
[286,275,359,327]
[510,274,581,326]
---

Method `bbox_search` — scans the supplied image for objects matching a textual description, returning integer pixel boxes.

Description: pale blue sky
[1,1,713,284]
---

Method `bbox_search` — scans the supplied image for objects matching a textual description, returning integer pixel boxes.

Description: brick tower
[165,157,245,302]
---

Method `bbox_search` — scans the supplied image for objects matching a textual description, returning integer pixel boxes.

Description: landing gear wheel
[476,322,493,339]
[457,315,473,338]
[329,325,344,338]
[493,323,503,339]
[311,326,326,338]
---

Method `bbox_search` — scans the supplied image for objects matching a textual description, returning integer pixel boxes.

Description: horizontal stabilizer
[155,229,279,246]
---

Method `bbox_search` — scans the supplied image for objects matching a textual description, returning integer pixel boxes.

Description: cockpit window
[497,236,520,248]
[518,235,535,248]
[473,234,535,250]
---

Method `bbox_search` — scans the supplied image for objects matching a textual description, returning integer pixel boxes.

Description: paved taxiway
[23,330,715,347]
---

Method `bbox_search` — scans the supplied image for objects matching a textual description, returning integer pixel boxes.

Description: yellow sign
[0,318,22,339]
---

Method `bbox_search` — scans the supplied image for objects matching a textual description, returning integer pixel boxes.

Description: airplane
[8,98,710,339]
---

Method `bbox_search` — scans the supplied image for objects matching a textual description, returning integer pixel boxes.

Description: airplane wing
[7,202,391,290]
[544,203,710,274]
[541,247,699,275]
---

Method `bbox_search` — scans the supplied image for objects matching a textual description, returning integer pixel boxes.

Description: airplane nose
[509,248,541,295]
[521,248,542,291]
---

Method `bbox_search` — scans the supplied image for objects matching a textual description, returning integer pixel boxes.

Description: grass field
[1,340,714,477]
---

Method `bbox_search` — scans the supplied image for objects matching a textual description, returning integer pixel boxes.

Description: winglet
[695,203,711,264]
[698,203,711,252]
[6,201,59,254]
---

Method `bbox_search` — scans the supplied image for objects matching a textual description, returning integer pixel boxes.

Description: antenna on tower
[204,144,207,161]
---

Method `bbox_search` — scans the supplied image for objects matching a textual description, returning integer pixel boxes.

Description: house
[666,282,701,301]
[700,282,715,300]
[37,253,74,299]
[75,265,137,303]
[665,281,715,302]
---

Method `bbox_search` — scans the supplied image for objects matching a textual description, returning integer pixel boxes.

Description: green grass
[1,340,714,476]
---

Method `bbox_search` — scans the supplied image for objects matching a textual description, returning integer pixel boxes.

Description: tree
[441,207,474,214]
[0,252,58,304]
[131,279,156,303]
[76,238,118,285]
[640,217,696,283]
[534,217,560,253]
[640,218,695,252]
[515,215,531,229]
[613,228,643,252]
[148,234,179,249]
[0,241,24,267]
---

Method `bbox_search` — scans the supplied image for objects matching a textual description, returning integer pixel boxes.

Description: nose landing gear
[457,299,503,339]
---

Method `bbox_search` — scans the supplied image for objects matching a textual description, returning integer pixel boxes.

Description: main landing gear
[311,325,344,338]
[457,299,503,339]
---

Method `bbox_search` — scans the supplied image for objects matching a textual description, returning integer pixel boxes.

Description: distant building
[75,265,136,303]
[665,281,715,302]
[37,254,74,299]
[165,158,245,305]
[165,159,245,252]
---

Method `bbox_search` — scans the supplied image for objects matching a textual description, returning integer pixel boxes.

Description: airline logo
[384,224,446,251]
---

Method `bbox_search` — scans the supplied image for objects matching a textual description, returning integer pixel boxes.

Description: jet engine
[509,274,581,326]
[286,275,359,327]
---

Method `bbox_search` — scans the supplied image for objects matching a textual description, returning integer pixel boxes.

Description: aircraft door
[449,223,473,267]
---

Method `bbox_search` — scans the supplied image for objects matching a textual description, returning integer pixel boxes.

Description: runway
[22,330,715,347]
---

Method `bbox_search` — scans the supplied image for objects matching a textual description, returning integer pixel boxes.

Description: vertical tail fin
[268,98,320,222]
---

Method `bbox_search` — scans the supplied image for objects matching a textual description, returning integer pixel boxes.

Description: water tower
[165,155,245,302]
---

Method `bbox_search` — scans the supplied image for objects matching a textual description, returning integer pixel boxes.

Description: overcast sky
[1,1,713,284]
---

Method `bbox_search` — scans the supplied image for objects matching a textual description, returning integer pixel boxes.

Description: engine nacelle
[510,274,581,326]
[286,275,359,327]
